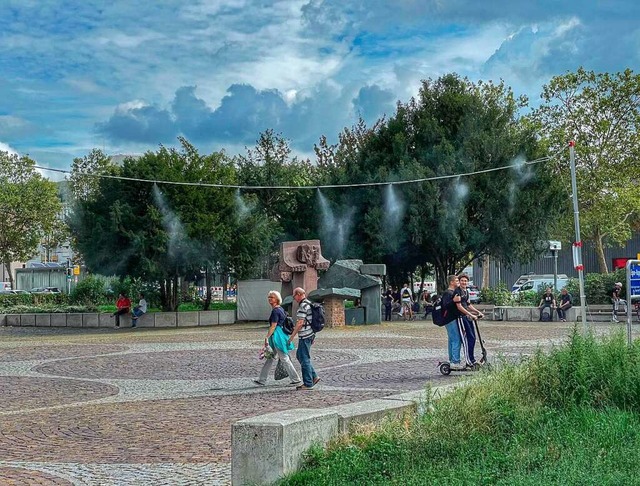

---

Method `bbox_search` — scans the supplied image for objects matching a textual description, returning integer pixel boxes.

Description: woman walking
[254,290,302,386]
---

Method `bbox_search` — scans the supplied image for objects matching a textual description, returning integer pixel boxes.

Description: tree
[531,68,640,273]
[0,151,62,288]
[320,75,565,289]
[69,139,273,310]
[235,130,317,261]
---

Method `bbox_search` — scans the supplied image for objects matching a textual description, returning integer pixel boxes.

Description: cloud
[0,142,19,155]
[97,103,177,144]
[352,86,395,125]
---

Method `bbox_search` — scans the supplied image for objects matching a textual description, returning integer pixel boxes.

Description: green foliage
[1,303,97,313]
[282,331,640,485]
[317,75,565,288]
[70,274,109,305]
[0,151,62,289]
[480,282,512,305]
[69,139,270,310]
[531,68,640,273]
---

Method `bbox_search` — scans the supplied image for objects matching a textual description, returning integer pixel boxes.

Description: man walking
[289,287,320,390]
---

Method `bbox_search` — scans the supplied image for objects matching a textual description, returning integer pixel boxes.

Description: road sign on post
[625,260,640,346]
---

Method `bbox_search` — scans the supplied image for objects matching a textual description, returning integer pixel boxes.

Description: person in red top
[113,293,131,328]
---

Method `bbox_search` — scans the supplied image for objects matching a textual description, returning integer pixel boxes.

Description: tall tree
[322,75,564,289]
[235,130,317,254]
[70,139,272,310]
[531,67,640,273]
[0,151,62,288]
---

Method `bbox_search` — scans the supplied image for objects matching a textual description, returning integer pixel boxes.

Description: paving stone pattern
[0,319,595,485]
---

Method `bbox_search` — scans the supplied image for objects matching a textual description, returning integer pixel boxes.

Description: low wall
[0,310,237,328]
[490,305,619,322]
[231,385,457,485]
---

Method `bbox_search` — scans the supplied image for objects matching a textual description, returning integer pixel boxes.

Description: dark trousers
[557,305,570,320]
[384,304,392,321]
[113,308,128,326]
[462,316,477,364]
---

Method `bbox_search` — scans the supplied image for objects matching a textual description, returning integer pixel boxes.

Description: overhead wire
[33,153,555,190]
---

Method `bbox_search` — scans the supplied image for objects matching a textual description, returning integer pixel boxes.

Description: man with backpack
[289,287,323,390]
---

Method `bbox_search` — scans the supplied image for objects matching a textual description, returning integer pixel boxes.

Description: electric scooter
[439,315,489,376]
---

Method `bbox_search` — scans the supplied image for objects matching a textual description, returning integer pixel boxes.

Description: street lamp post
[569,141,588,334]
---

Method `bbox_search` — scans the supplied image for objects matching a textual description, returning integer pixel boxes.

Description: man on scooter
[458,274,485,365]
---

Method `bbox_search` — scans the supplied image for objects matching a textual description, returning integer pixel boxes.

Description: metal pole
[553,250,558,291]
[569,141,588,334]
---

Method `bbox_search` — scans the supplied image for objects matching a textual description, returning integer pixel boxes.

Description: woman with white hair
[254,290,302,386]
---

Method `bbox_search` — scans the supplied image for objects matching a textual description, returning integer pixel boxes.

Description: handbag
[274,359,288,380]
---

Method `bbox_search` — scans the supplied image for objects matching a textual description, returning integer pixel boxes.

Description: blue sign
[628,260,640,298]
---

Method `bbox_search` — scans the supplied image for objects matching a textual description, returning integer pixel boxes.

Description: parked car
[30,287,61,294]
[468,285,481,304]
[0,289,30,295]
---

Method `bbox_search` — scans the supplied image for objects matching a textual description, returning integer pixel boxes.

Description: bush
[70,275,110,305]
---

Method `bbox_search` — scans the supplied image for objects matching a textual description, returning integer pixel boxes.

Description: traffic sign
[628,260,640,299]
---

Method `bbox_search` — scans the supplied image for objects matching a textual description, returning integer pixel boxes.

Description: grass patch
[282,328,640,485]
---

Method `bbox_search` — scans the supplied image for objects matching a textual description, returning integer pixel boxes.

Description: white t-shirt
[138,299,148,313]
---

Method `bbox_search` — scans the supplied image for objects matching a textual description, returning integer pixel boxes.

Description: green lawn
[282,329,640,485]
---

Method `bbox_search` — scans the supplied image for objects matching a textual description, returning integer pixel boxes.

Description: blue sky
[1,0,639,176]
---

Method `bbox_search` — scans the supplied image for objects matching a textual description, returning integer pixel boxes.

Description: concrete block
[5,314,20,327]
[506,307,534,321]
[177,311,199,327]
[136,313,154,328]
[20,314,36,327]
[98,313,113,328]
[0,314,5,326]
[66,314,82,328]
[219,310,236,325]
[199,311,219,326]
[35,314,51,327]
[51,313,67,327]
[359,263,386,276]
[327,398,416,434]
[154,312,176,328]
[232,408,338,486]
[82,313,100,328]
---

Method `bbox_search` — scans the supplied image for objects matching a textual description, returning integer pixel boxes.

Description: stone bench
[231,385,457,485]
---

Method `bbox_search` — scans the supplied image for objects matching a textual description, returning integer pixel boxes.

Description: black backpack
[431,294,450,327]
[277,307,295,335]
[306,300,325,333]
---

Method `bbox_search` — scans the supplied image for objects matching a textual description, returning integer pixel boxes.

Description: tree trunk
[482,255,490,289]
[203,268,212,311]
[595,229,609,274]
[3,259,13,289]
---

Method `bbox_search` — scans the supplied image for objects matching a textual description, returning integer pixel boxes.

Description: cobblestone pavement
[0,319,620,485]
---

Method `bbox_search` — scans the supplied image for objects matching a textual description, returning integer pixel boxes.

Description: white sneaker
[612,317,619,323]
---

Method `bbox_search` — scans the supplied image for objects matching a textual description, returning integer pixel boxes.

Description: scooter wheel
[440,362,451,375]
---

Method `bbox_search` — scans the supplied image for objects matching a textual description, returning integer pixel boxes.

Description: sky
[1,0,639,178]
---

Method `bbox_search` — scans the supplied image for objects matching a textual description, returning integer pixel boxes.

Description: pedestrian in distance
[131,293,147,327]
[556,288,572,322]
[289,287,320,390]
[399,283,413,319]
[538,287,556,322]
[112,293,131,328]
[254,290,302,387]
[611,282,623,322]
[383,288,393,321]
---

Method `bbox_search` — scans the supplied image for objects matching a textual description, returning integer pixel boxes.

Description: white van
[512,274,569,293]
